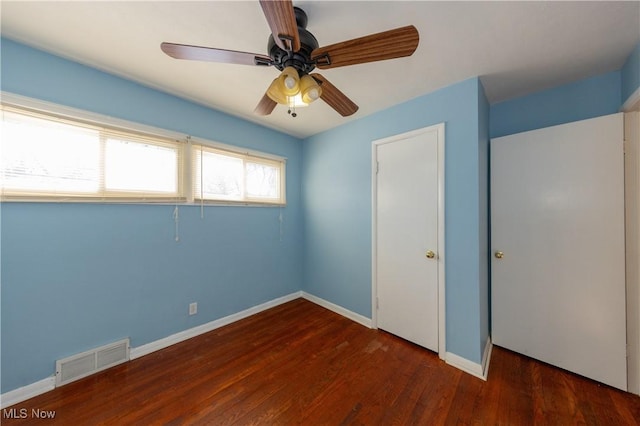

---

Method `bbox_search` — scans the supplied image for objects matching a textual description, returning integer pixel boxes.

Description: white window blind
[103,131,180,195]
[1,106,185,201]
[1,110,101,195]
[193,144,285,205]
[1,95,286,206]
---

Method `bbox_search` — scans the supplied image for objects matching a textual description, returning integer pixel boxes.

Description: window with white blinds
[1,108,184,201]
[0,99,286,205]
[193,144,285,204]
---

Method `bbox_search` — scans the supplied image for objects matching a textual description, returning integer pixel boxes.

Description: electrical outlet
[189,302,197,316]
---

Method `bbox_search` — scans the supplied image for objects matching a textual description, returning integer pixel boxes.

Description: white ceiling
[1,1,639,139]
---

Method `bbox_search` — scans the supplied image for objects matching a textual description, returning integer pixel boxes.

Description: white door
[624,111,640,395]
[491,113,627,390]
[374,124,443,352]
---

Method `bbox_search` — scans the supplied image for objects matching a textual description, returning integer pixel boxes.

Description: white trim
[371,146,379,329]
[621,87,640,112]
[1,293,493,407]
[371,123,446,360]
[1,91,287,162]
[1,92,287,207]
[0,292,376,408]
[190,142,286,206]
[0,377,55,409]
[189,136,286,163]
[625,111,640,395]
[0,292,301,408]
[1,91,185,142]
[482,337,493,378]
[131,291,302,359]
[445,338,493,381]
[301,292,372,328]
[436,123,446,359]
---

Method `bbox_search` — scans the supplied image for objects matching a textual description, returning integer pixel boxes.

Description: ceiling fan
[161,0,419,118]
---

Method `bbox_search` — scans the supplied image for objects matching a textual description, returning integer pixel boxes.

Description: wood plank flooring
[3,298,640,425]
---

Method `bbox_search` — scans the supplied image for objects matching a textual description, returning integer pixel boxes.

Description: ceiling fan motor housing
[267,7,318,75]
[161,2,418,118]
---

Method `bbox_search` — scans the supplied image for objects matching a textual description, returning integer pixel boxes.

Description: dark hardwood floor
[3,298,639,425]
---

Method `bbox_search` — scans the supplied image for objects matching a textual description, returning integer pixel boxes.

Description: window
[1,98,286,205]
[2,111,102,195]
[1,108,184,201]
[103,134,180,195]
[193,144,285,205]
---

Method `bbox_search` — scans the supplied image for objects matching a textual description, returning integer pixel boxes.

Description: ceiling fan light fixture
[284,76,297,90]
[288,93,310,108]
[278,66,300,96]
[162,3,420,119]
[299,74,322,104]
[266,78,288,104]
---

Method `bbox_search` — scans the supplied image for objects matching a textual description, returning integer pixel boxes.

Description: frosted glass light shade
[266,78,287,104]
[278,67,300,96]
[300,75,322,104]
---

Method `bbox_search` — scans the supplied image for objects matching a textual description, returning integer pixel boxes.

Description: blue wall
[4,36,637,396]
[622,42,640,104]
[0,38,304,393]
[302,77,490,364]
[490,71,621,138]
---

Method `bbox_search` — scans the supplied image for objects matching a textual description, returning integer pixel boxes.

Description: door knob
[495,251,504,259]
[425,250,436,259]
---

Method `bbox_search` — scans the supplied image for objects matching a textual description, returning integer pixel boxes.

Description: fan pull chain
[173,205,180,242]
[200,142,205,219]
[287,96,297,118]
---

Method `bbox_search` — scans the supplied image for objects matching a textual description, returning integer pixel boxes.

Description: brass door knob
[495,251,504,259]
[426,250,436,259]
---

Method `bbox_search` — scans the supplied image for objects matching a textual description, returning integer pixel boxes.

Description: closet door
[491,113,626,390]
[374,124,444,352]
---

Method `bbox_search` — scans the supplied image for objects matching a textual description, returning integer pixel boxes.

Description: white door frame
[623,109,640,395]
[371,123,446,359]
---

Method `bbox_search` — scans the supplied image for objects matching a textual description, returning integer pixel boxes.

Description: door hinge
[376,161,379,174]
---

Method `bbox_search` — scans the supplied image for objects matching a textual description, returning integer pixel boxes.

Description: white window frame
[192,142,286,206]
[1,92,287,206]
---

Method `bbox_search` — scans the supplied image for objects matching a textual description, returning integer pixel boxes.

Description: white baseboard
[1,292,494,407]
[481,336,493,378]
[1,291,302,408]
[301,291,372,328]
[0,377,55,409]
[300,293,497,383]
[445,337,493,381]
[1,292,376,408]
[131,291,302,359]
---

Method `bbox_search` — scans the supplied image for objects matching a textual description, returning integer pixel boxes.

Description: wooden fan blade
[311,73,359,117]
[161,42,272,66]
[311,25,419,69]
[259,0,300,52]
[254,93,277,116]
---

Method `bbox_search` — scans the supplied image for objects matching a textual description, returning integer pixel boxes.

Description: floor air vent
[55,338,130,386]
